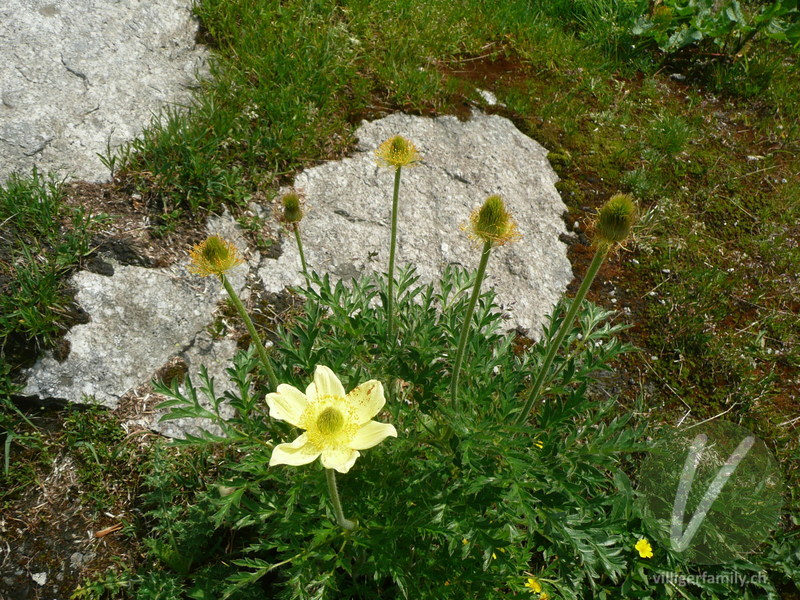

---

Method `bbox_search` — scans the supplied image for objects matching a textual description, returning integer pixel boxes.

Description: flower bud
[469,195,520,246]
[374,135,421,169]
[188,235,244,277]
[595,193,637,246]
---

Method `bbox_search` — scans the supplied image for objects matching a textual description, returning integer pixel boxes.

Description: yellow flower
[635,538,654,559]
[524,578,542,593]
[468,195,521,246]
[267,366,397,473]
[374,135,421,169]
[540,592,550,600]
[188,235,244,277]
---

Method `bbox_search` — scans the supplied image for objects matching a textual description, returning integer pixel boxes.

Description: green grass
[0,170,104,356]
[0,171,106,455]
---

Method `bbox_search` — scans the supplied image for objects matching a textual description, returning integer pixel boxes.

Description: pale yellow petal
[320,447,360,473]
[269,434,321,467]
[350,421,397,450]
[307,365,346,400]
[266,384,308,427]
[346,380,385,423]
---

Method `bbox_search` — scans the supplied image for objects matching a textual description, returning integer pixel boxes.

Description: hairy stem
[221,273,279,392]
[326,469,356,531]
[450,239,493,407]
[515,243,609,425]
[293,222,309,283]
[387,167,402,345]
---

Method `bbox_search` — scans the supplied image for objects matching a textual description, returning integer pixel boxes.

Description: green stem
[326,469,356,531]
[515,243,609,425]
[220,274,279,392]
[292,222,309,282]
[386,167,402,345]
[450,240,493,407]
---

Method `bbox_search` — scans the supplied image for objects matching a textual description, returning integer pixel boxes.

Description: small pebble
[477,89,498,105]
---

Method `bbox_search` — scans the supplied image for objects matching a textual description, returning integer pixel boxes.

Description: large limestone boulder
[0,0,207,183]
[21,214,250,438]
[260,111,573,336]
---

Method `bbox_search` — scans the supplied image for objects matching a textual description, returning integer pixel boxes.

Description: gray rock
[69,551,95,570]
[260,111,573,337]
[149,330,242,439]
[22,214,249,410]
[0,0,207,183]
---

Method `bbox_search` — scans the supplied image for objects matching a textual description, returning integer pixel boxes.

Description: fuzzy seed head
[469,195,520,246]
[188,235,244,277]
[595,193,637,246]
[374,135,421,169]
[281,192,304,223]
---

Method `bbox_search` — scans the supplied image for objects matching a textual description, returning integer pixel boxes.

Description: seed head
[595,193,637,247]
[469,195,520,246]
[374,135,421,169]
[281,191,304,224]
[188,235,244,277]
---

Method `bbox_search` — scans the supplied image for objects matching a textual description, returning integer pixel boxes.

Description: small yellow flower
[635,538,654,559]
[534,439,544,449]
[267,366,397,474]
[540,592,550,600]
[374,135,421,169]
[468,195,521,246]
[188,235,244,277]
[524,577,542,593]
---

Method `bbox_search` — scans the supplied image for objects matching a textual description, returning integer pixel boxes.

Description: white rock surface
[22,214,248,410]
[260,111,573,337]
[0,0,207,183]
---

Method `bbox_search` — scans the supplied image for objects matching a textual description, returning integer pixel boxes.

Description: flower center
[316,406,345,436]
